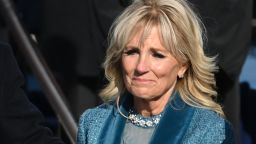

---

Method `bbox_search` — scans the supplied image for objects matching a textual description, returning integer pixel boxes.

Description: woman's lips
[132,77,155,86]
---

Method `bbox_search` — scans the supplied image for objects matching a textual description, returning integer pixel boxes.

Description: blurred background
[0,0,256,143]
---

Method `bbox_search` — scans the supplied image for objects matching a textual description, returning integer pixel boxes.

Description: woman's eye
[153,52,165,58]
[124,49,139,55]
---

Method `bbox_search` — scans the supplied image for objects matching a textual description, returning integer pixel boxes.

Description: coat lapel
[98,94,131,144]
[150,94,195,144]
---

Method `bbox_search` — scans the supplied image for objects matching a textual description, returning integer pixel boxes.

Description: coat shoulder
[79,103,113,125]
[183,108,235,144]
[77,103,114,144]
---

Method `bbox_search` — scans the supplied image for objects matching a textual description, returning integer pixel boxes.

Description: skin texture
[122,26,187,116]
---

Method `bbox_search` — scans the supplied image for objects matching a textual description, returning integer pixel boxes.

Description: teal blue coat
[77,93,234,144]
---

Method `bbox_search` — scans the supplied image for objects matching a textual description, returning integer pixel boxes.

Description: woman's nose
[135,55,149,74]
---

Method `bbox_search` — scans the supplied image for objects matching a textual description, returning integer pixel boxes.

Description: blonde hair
[100,0,224,116]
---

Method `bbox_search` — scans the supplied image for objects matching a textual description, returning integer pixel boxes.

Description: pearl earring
[178,74,184,78]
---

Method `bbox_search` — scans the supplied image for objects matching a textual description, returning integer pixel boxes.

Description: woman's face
[122,26,187,101]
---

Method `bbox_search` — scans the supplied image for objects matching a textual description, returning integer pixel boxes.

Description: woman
[77,0,234,143]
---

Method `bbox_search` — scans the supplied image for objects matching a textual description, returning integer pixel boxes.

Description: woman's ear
[178,63,188,78]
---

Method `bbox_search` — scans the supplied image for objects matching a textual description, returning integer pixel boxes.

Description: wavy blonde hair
[100,0,224,116]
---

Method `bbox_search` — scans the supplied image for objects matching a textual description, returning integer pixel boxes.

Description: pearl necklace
[128,109,162,128]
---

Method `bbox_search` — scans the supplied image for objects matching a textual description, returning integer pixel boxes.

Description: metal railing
[0,0,77,143]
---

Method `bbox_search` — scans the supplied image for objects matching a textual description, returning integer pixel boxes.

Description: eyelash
[153,52,165,58]
[124,49,139,55]
[124,49,166,59]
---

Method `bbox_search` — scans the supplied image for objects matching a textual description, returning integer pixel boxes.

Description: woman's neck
[133,92,172,117]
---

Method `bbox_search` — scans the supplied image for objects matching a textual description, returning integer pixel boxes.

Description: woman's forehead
[128,25,170,49]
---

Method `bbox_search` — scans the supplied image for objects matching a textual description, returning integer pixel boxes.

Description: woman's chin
[130,91,159,101]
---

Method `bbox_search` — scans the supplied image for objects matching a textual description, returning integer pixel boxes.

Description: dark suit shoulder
[0,42,65,144]
[0,42,24,85]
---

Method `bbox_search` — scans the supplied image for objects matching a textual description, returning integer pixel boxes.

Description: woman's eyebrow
[150,47,169,53]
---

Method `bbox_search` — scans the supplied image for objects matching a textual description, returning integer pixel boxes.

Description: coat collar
[98,92,195,144]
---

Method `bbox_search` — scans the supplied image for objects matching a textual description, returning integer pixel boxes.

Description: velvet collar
[98,92,195,144]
